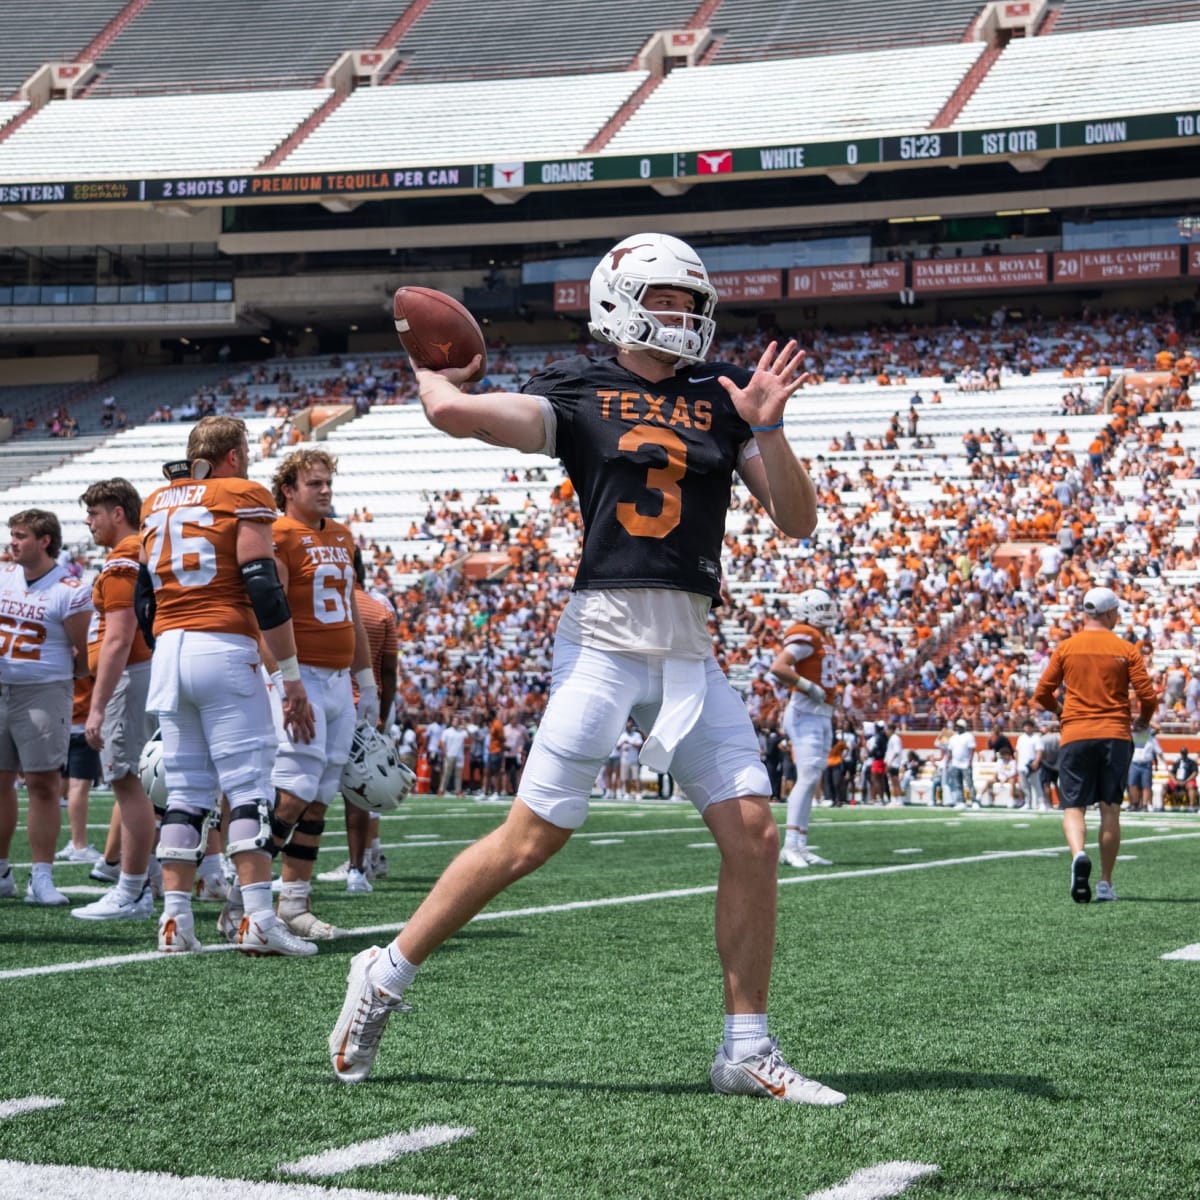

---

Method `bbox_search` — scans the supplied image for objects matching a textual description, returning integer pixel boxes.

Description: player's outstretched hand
[282,680,315,744]
[718,340,812,431]
[412,354,483,390]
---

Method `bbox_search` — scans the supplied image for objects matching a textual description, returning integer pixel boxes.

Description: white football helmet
[588,232,718,364]
[138,729,167,807]
[795,588,837,630]
[340,722,415,814]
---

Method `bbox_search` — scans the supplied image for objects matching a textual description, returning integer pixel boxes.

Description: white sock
[116,872,147,903]
[241,879,273,917]
[31,862,53,884]
[278,880,310,916]
[370,942,419,997]
[199,852,223,878]
[163,890,191,918]
[724,1014,768,1059]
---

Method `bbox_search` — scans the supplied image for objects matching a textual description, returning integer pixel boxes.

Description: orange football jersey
[87,532,152,674]
[141,476,276,640]
[782,621,837,705]
[273,515,356,670]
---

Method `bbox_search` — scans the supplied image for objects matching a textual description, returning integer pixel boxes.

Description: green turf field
[1,795,1198,1200]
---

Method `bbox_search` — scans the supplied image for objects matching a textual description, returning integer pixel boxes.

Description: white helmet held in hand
[340,722,415,814]
[588,232,718,363]
[795,588,837,630]
[138,729,168,807]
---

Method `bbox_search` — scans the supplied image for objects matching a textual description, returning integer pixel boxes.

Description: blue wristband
[750,421,784,432]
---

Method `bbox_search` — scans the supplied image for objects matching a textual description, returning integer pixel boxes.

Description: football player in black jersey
[329,234,845,1106]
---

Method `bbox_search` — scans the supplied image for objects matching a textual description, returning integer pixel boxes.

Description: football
[393,286,487,382]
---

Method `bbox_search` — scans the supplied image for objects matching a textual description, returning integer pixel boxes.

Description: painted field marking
[0,1161,449,1200]
[1162,944,1200,961]
[0,1097,64,1120]
[687,842,717,849]
[589,839,625,846]
[893,848,923,855]
[277,1125,474,1177]
[5,831,1199,983]
[807,1161,939,1200]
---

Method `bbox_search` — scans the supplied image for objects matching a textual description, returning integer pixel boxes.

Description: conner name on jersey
[597,390,713,430]
[150,484,210,510]
[303,544,353,566]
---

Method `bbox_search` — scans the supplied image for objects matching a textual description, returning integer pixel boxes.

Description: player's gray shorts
[101,661,155,783]
[0,679,72,774]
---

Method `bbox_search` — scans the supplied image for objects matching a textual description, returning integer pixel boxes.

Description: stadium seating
[386,0,699,80]
[1051,0,1200,34]
[0,100,29,129]
[85,0,401,94]
[709,0,985,61]
[0,0,121,95]
[954,20,1200,126]
[0,88,332,177]
[280,72,651,170]
[604,42,984,153]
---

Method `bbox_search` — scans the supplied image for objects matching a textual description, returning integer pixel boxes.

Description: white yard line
[0,1161,449,1200]
[277,1126,473,1178]
[0,1097,64,1120]
[807,1161,939,1200]
[1161,944,1200,961]
[6,831,1198,983]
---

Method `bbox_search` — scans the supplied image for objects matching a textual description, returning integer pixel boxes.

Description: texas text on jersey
[0,561,93,684]
[140,477,276,639]
[272,515,356,670]
[523,355,755,602]
[781,621,838,710]
[87,532,152,674]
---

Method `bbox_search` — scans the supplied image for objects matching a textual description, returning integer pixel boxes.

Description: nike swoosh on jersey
[689,374,715,383]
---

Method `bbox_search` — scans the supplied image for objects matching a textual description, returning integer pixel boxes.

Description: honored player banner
[1189,245,1200,274]
[708,270,783,302]
[912,253,1048,293]
[553,281,589,312]
[788,263,905,298]
[1052,246,1182,285]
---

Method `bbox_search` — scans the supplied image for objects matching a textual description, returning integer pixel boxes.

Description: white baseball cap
[1083,586,1119,615]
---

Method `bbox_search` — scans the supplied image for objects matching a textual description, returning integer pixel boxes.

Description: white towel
[640,656,707,773]
[146,628,184,714]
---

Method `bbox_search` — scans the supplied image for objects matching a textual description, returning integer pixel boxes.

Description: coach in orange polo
[1034,587,1157,904]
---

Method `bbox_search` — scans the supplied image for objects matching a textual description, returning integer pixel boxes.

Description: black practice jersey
[522,354,755,602]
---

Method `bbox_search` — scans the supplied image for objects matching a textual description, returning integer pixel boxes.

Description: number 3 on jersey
[617,424,687,539]
[144,505,218,589]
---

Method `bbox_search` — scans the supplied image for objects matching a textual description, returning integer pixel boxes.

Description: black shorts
[1039,766,1059,789]
[1058,738,1133,809]
[63,731,101,782]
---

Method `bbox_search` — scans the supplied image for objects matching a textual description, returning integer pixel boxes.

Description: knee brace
[281,815,325,862]
[227,799,274,857]
[156,806,213,865]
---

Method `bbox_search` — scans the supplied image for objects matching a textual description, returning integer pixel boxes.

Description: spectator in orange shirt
[1033,587,1157,904]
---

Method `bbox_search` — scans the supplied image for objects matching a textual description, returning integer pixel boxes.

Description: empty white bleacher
[1053,0,1200,34]
[953,21,1200,127]
[0,101,29,130]
[605,42,983,154]
[0,89,332,179]
[282,73,649,170]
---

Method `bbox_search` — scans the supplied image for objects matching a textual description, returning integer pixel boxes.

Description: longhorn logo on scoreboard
[696,151,732,175]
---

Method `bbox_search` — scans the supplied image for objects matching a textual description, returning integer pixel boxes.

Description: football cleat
[194,872,230,903]
[1095,880,1118,902]
[710,1036,846,1106]
[54,843,102,864]
[779,847,811,869]
[71,887,154,921]
[216,900,245,943]
[346,867,373,895]
[317,859,351,883]
[24,875,69,906]
[370,850,389,879]
[1070,852,1092,904]
[0,867,16,899]
[329,945,411,1083]
[89,859,121,884]
[236,913,318,957]
[158,912,202,953]
[798,848,832,866]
